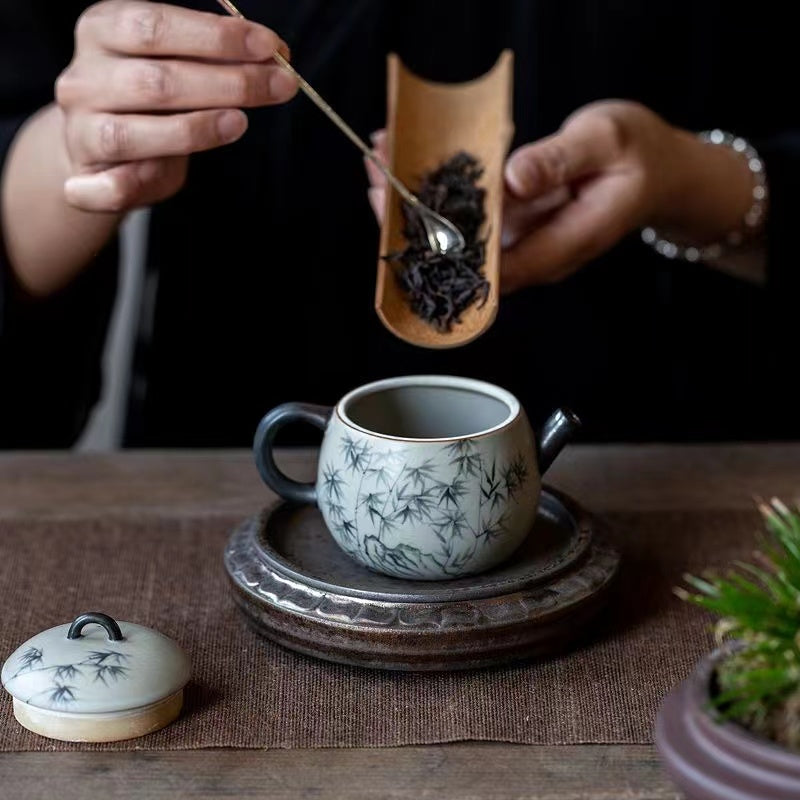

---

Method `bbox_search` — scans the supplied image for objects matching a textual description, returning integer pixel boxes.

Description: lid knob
[66,612,124,642]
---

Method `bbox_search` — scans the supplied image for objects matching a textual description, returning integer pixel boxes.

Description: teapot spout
[537,408,581,474]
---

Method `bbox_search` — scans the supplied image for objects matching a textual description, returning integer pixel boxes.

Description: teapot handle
[254,403,332,505]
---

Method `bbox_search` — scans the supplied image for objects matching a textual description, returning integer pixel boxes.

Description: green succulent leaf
[678,498,800,733]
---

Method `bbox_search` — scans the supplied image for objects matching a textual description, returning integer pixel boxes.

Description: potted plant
[655,498,800,800]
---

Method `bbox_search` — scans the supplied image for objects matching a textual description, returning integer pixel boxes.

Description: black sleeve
[755,131,800,432]
[760,133,800,296]
[0,1,118,448]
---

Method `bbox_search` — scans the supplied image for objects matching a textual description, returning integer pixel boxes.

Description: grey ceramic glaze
[254,375,579,580]
[656,645,800,800]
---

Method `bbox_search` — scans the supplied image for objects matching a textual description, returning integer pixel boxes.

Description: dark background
[1,1,798,448]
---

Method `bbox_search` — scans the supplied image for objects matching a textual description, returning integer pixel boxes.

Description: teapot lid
[1,612,191,715]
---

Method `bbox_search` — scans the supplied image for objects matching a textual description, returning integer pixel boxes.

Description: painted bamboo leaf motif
[16,647,43,675]
[326,502,346,521]
[411,487,438,520]
[340,435,372,474]
[8,648,131,709]
[364,464,392,488]
[432,510,470,542]
[503,454,529,501]
[377,512,397,538]
[403,459,438,489]
[332,518,357,544]
[93,664,128,686]
[54,664,83,680]
[393,500,420,525]
[322,464,346,502]
[448,543,479,573]
[450,452,482,478]
[437,478,469,509]
[359,491,386,512]
[323,433,532,578]
[480,458,508,512]
[444,439,476,455]
[478,513,509,543]
[85,651,128,666]
[48,683,77,706]
[394,483,438,523]
[371,447,408,467]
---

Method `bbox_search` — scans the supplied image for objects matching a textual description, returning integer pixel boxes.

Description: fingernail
[246,27,277,60]
[217,110,248,143]
[268,67,298,101]
[64,173,114,203]
[369,130,382,145]
[505,155,537,197]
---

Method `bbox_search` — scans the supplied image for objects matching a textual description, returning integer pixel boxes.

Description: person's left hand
[498,101,678,291]
[366,101,756,293]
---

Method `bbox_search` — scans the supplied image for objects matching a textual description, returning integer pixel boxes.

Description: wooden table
[2,444,799,799]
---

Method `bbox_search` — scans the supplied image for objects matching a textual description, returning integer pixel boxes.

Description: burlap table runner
[0,506,750,751]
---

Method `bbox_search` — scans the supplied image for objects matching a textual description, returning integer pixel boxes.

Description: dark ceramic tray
[224,487,620,670]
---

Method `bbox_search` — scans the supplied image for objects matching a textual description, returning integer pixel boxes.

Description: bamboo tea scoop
[216,0,464,256]
[375,52,515,349]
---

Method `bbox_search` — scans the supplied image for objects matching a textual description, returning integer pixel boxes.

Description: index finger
[77,1,287,62]
[504,113,620,201]
[364,129,388,189]
[501,173,638,291]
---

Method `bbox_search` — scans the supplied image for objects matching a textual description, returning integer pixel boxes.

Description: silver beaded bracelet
[641,129,768,263]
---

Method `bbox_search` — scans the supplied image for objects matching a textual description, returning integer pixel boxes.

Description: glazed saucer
[224,487,619,670]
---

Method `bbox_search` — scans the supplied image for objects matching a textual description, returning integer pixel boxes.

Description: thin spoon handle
[216,0,419,208]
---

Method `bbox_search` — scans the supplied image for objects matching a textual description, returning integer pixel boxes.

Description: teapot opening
[341,376,518,441]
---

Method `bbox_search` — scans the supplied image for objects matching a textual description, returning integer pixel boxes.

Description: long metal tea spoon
[216,0,465,256]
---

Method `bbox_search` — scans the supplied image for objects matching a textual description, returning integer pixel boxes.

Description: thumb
[505,119,616,201]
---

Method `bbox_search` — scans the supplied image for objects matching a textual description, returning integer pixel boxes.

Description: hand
[501,101,756,291]
[366,102,756,294]
[55,0,298,212]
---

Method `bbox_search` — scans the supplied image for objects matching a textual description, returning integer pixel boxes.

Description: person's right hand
[55,0,297,212]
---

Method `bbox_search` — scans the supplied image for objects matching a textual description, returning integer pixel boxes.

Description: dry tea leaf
[385,153,489,332]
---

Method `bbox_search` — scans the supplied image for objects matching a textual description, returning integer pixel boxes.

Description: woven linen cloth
[0,507,748,751]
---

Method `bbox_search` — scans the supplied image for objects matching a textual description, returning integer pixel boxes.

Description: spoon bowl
[412,201,466,255]
[375,51,515,349]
